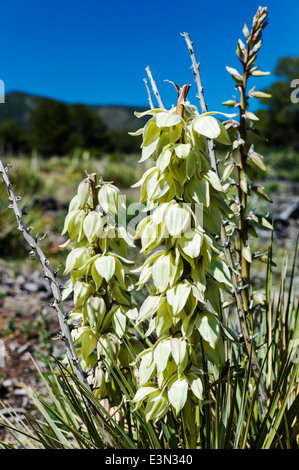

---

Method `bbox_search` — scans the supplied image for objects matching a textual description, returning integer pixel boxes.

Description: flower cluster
[61,174,140,405]
[131,104,234,421]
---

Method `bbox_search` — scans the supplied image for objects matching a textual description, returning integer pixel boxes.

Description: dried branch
[181,33,207,113]
[143,78,154,110]
[182,33,268,411]
[181,32,217,171]
[145,66,164,109]
[0,158,87,386]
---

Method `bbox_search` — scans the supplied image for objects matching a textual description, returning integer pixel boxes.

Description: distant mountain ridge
[0,91,148,132]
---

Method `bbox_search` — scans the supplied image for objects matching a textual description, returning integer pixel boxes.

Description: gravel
[0,267,72,446]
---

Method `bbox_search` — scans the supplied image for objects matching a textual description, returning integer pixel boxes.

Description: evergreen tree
[0,120,29,154]
[31,98,71,156]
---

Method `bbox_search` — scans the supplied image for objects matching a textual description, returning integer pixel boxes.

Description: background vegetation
[0,92,147,156]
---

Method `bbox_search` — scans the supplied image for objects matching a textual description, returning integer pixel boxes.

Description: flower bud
[77,179,90,207]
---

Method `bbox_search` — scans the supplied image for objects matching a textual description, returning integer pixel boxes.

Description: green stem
[182,395,197,449]
[88,172,98,210]
[176,84,191,143]
[234,18,271,414]
[238,114,249,311]
[238,44,251,315]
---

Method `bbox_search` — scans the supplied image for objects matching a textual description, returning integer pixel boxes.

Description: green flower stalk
[222,6,271,314]
[131,86,237,423]
[61,173,140,406]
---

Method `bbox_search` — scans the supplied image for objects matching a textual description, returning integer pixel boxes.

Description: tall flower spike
[61,173,141,407]
[222,6,271,314]
[131,87,238,422]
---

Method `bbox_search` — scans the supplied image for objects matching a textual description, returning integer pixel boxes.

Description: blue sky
[0,0,298,113]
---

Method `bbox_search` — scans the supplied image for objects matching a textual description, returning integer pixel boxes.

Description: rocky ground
[0,266,73,446]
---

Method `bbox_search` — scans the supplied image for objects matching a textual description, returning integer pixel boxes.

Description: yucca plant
[0,5,298,450]
[129,87,237,444]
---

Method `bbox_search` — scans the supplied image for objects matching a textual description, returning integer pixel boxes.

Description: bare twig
[181,33,207,113]
[181,32,217,172]
[145,66,164,109]
[143,78,154,110]
[0,158,87,386]
[182,33,268,411]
